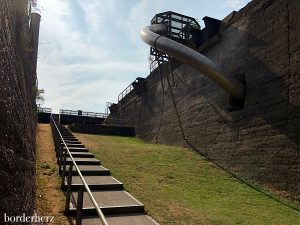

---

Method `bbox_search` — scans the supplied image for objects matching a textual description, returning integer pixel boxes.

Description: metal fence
[37,107,52,113]
[60,109,108,118]
[118,84,133,103]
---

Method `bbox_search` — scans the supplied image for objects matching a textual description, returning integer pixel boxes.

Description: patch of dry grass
[35,124,70,225]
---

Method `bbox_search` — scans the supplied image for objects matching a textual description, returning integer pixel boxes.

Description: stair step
[64,176,123,190]
[67,152,94,158]
[64,165,110,176]
[60,132,74,136]
[62,136,78,141]
[63,139,79,142]
[64,147,89,152]
[61,138,78,142]
[62,137,78,141]
[68,190,144,216]
[64,143,85,148]
[66,157,100,165]
[53,127,159,224]
[62,140,82,144]
[81,214,159,225]
[62,135,76,139]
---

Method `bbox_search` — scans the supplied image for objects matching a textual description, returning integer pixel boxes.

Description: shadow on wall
[164,11,300,150]
[174,0,299,197]
[117,0,299,199]
[200,6,300,150]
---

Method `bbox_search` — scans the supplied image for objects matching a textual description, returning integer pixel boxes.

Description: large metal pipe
[140,24,245,100]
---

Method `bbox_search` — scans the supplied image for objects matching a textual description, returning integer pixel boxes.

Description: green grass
[39,162,51,169]
[75,134,300,225]
[39,162,57,176]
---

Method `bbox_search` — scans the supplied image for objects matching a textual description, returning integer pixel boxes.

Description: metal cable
[156,61,299,212]
[162,56,187,141]
[155,62,166,143]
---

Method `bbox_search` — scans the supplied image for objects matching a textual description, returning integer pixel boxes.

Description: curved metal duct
[140,24,245,100]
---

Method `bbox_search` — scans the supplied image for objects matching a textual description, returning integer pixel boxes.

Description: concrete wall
[59,115,106,125]
[113,0,300,200]
[0,0,38,221]
[70,123,135,137]
[37,112,52,123]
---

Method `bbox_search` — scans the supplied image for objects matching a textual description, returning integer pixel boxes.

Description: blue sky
[37,0,251,113]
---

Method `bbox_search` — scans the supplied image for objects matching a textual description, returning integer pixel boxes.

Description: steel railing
[50,116,108,225]
[59,109,108,118]
[37,107,52,113]
[118,83,133,103]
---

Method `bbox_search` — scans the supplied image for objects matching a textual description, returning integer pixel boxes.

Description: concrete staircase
[52,123,159,225]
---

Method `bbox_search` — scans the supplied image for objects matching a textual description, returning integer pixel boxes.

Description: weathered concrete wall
[0,0,38,221]
[37,112,51,123]
[60,115,106,125]
[70,123,135,137]
[113,0,300,200]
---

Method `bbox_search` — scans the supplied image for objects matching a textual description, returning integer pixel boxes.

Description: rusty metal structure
[141,11,245,100]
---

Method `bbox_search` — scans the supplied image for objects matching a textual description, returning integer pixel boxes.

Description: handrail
[51,116,108,225]
[37,107,52,113]
[118,83,133,103]
[59,109,108,118]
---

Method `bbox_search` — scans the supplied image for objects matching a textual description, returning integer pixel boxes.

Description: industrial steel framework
[141,14,245,100]
[150,11,201,61]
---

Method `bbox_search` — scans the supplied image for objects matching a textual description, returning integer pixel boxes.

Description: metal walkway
[50,117,159,225]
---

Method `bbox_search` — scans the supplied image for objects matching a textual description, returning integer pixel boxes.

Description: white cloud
[36,0,251,113]
[37,58,146,112]
[43,79,127,113]
[224,0,244,9]
[37,0,149,113]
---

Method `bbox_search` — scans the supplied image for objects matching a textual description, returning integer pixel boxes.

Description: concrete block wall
[0,0,38,221]
[59,114,106,125]
[70,123,135,137]
[113,0,300,200]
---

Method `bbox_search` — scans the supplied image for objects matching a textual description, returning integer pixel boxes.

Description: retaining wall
[70,123,135,137]
[113,0,300,200]
[59,114,105,125]
[0,0,38,221]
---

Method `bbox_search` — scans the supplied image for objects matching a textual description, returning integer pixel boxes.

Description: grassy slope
[75,134,300,225]
[35,124,70,225]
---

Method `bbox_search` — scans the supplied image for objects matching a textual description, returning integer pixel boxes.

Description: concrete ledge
[38,112,51,123]
[69,123,135,137]
[60,115,105,125]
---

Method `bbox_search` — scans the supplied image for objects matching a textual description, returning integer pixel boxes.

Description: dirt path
[35,124,70,225]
